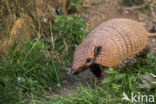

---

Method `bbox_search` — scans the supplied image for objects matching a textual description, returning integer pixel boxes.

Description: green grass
[69,0,83,13]
[47,54,156,104]
[0,15,88,103]
[0,40,64,103]
[0,14,155,104]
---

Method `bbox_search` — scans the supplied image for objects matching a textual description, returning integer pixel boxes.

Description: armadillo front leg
[98,68,109,86]
[137,45,151,58]
[90,64,109,86]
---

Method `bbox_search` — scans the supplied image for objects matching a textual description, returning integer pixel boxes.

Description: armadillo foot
[98,67,109,86]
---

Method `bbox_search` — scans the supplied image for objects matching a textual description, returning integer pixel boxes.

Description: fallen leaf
[140,73,156,89]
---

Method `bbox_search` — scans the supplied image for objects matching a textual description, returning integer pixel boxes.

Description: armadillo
[71,18,156,80]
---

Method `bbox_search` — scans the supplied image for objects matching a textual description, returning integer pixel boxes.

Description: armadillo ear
[94,46,102,56]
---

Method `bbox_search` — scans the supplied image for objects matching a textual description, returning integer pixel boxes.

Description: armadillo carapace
[71,18,156,76]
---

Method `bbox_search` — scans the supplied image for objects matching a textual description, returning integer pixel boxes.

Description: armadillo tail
[147,33,156,38]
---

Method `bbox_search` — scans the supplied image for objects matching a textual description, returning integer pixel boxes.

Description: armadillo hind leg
[137,45,151,58]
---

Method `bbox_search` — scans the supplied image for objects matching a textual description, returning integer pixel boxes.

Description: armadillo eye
[86,58,92,63]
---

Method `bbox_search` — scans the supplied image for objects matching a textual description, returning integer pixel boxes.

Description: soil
[48,0,156,97]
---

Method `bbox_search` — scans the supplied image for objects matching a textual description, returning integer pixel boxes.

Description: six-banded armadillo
[71,18,156,80]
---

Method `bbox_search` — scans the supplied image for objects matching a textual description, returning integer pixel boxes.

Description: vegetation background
[0,0,155,103]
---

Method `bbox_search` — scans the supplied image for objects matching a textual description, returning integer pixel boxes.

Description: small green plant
[141,0,154,13]
[54,15,89,60]
[69,0,83,12]
[102,67,125,84]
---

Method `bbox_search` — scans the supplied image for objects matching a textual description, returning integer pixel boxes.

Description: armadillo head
[71,42,102,74]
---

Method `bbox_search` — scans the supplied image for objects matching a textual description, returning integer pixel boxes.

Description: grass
[47,54,156,104]
[0,39,155,104]
[0,12,156,104]
[0,14,88,103]
[0,40,63,103]
[69,0,83,13]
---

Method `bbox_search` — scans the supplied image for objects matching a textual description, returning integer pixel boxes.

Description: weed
[141,0,154,13]
[54,15,89,61]
[69,0,83,13]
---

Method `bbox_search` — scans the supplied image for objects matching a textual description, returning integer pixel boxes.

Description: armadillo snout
[71,68,80,74]
[71,67,87,74]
